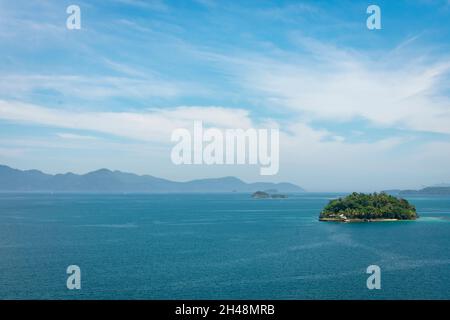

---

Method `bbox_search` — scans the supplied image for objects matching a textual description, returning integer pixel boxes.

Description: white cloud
[276,122,440,191]
[0,100,254,142]
[211,36,450,135]
[57,133,99,140]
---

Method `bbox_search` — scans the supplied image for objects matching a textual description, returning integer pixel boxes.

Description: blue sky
[1,0,450,191]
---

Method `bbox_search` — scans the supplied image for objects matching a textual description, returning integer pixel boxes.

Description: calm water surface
[0,193,449,299]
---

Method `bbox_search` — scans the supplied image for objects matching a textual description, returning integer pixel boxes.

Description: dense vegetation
[252,191,270,198]
[320,192,417,220]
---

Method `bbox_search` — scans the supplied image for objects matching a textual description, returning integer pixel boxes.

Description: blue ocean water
[0,193,449,300]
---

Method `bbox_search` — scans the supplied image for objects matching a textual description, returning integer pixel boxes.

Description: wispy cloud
[0,100,254,142]
[0,74,192,101]
[255,3,319,22]
[207,35,450,135]
[56,133,100,140]
[113,0,169,11]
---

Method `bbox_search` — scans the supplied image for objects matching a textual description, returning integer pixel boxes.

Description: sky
[0,0,450,192]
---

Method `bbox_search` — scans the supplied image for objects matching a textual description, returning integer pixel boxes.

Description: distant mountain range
[431,183,450,187]
[0,165,305,193]
[384,186,450,196]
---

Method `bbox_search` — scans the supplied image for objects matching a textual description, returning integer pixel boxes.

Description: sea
[0,193,449,299]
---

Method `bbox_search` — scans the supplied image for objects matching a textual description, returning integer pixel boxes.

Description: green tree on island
[320,192,417,221]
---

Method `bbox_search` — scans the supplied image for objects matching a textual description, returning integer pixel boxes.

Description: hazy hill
[383,186,450,195]
[399,186,450,195]
[0,165,305,193]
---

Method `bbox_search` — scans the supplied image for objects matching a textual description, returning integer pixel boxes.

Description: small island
[252,191,288,199]
[319,192,417,222]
